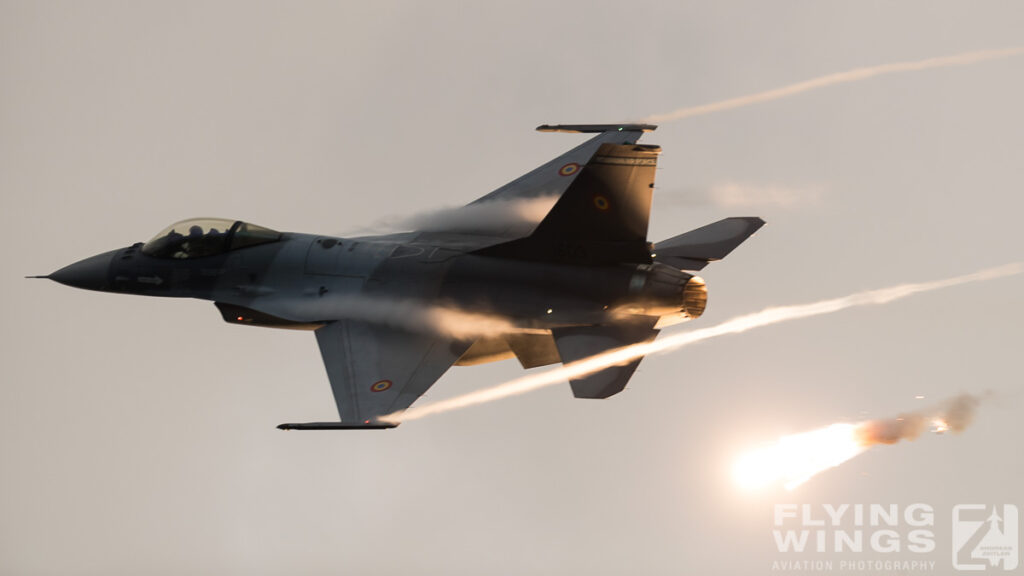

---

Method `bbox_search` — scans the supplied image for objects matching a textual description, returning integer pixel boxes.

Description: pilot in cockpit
[142,218,281,260]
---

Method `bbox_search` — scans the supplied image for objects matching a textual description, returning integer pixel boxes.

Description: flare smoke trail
[644,47,1024,123]
[733,394,984,490]
[387,263,1021,423]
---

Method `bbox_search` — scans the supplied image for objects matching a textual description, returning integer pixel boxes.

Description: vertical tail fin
[475,142,661,264]
[471,125,654,205]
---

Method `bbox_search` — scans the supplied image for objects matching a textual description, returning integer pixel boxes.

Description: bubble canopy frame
[142,218,282,259]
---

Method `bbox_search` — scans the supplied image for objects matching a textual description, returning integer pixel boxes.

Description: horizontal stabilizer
[537,124,657,134]
[553,321,659,399]
[654,217,764,270]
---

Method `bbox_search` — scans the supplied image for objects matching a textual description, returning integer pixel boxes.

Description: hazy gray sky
[2,2,1022,574]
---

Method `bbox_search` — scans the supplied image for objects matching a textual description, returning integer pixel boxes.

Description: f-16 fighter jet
[39,124,763,429]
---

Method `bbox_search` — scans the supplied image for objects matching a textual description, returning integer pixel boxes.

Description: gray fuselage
[51,231,705,335]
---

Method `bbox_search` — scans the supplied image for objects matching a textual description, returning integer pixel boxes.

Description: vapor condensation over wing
[644,47,1024,123]
[350,196,559,237]
[379,196,559,234]
[268,293,531,339]
[389,263,1022,423]
[324,296,523,339]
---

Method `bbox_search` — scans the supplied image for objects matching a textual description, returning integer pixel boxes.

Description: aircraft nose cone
[49,250,119,291]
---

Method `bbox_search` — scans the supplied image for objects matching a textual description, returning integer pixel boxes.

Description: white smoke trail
[387,263,1021,423]
[655,182,823,208]
[708,181,819,206]
[644,47,1024,123]
[707,182,823,208]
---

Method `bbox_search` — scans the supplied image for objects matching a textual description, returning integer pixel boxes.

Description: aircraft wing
[279,321,471,429]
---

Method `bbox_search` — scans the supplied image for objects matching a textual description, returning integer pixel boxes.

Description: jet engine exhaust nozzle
[623,263,707,319]
[681,275,707,319]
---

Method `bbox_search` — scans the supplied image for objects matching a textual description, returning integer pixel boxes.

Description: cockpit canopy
[142,218,282,259]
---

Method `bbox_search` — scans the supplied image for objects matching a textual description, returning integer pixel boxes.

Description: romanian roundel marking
[371,380,393,393]
[593,195,611,211]
[558,162,581,177]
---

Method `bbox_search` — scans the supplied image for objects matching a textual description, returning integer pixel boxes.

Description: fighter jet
[39,124,763,429]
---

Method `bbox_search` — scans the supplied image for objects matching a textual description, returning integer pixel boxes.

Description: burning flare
[733,394,982,491]
[733,423,865,491]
